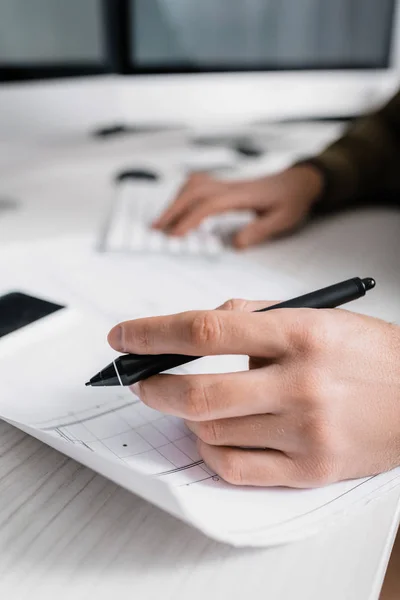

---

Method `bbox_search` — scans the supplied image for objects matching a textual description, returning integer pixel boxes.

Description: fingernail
[130,382,141,397]
[108,325,123,351]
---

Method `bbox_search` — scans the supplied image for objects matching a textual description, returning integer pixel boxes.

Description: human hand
[108,300,400,488]
[152,165,323,248]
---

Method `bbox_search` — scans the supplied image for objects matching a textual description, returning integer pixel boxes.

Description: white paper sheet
[1,229,400,547]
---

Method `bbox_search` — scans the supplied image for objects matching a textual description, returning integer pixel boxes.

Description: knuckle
[124,321,152,353]
[190,312,223,349]
[188,172,208,185]
[299,456,338,487]
[184,382,213,420]
[218,451,245,486]
[220,298,249,312]
[196,420,223,445]
[289,310,333,355]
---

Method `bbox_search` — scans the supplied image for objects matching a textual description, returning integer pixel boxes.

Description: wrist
[286,164,325,207]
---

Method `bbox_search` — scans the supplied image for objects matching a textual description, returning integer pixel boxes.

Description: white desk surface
[0,131,399,600]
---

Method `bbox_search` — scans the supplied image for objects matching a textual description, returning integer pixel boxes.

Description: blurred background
[0,0,399,137]
[0,0,399,242]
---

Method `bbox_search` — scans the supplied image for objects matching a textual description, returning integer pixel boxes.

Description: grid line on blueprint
[42,396,216,486]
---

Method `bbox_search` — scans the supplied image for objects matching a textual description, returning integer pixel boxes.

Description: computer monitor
[129,0,394,73]
[0,0,112,81]
[1,0,400,138]
[0,0,125,138]
[117,0,400,125]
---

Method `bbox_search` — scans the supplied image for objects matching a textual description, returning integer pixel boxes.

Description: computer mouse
[93,124,131,138]
[114,168,161,183]
[233,139,265,158]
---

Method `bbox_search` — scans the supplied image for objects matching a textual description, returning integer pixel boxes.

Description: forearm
[296,91,400,213]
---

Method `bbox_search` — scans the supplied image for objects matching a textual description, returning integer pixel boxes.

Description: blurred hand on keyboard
[152,165,323,249]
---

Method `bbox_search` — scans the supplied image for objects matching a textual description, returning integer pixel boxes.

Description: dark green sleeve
[298,90,400,212]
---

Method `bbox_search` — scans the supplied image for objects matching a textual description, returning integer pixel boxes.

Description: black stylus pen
[85,277,376,388]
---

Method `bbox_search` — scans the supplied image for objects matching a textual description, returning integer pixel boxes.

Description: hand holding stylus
[105,288,400,488]
[87,278,375,387]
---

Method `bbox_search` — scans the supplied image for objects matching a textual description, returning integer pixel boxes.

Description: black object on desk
[191,134,265,158]
[0,197,19,212]
[85,277,375,388]
[93,123,185,139]
[0,292,64,339]
[233,139,265,158]
[93,124,131,138]
[114,168,160,183]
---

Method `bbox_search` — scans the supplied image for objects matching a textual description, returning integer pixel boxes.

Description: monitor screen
[129,0,395,72]
[0,0,110,80]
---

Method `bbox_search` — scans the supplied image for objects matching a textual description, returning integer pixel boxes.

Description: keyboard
[98,173,225,258]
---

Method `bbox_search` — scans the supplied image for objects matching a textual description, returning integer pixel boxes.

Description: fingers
[152,173,217,231]
[234,211,289,248]
[108,309,289,357]
[166,191,252,236]
[198,440,341,488]
[153,174,261,237]
[186,413,293,451]
[132,368,284,421]
[197,441,299,487]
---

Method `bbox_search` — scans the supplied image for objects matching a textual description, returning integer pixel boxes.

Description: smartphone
[0,292,65,339]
